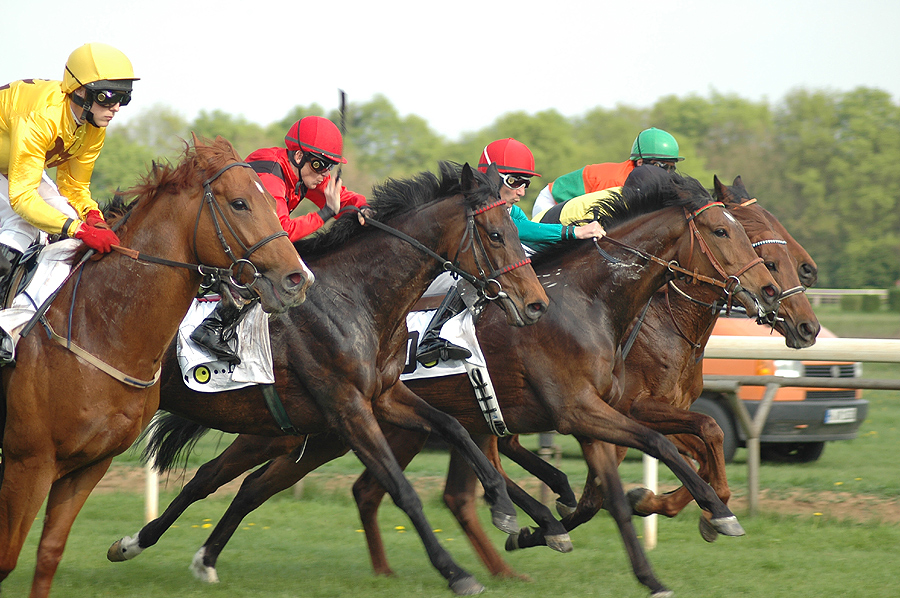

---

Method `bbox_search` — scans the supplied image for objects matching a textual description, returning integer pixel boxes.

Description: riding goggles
[647,160,677,173]
[307,154,337,174]
[91,89,132,107]
[499,173,531,190]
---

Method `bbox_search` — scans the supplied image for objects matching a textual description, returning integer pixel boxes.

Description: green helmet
[630,128,684,161]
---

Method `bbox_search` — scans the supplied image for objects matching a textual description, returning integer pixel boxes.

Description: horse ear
[461,163,476,191]
[712,174,728,201]
[732,175,744,189]
[485,163,501,189]
[191,131,201,147]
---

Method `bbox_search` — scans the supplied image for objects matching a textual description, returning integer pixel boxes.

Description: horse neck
[589,207,697,338]
[304,197,469,332]
[59,195,202,366]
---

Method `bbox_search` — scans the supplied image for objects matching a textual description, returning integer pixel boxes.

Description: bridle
[340,197,531,303]
[596,201,766,309]
[109,161,289,298]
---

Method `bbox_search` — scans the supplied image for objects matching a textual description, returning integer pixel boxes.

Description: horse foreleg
[373,383,518,535]
[339,394,483,595]
[497,434,578,516]
[0,458,55,588]
[31,457,113,598]
[108,434,305,563]
[193,433,349,581]
[581,438,674,598]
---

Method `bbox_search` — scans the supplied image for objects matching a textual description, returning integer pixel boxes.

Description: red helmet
[477,138,540,177]
[285,116,347,164]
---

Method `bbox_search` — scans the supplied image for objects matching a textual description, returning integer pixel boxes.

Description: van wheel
[760,442,825,463]
[690,397,737,463]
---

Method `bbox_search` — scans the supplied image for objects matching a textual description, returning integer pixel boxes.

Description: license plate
[824,407,857,424]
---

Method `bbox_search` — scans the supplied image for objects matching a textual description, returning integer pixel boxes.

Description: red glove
[74,222,120,253]
[84,209,110,230]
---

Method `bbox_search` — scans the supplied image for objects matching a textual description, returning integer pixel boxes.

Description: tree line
[90,88,900,289]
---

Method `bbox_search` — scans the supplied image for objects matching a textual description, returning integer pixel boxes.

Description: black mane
[294,161,497,257]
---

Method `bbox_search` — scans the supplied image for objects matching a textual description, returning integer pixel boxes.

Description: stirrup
[416,339,471,366]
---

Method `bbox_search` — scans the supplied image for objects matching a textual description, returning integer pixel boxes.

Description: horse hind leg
[195,434,350,579]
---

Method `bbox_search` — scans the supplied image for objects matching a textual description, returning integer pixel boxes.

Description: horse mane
[294,161,494,257]
[102,135,242,230]
[530,168,714,266]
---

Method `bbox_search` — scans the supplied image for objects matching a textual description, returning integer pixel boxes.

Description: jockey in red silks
[190,116,369,364]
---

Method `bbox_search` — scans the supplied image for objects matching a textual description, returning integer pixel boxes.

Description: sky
[3,0,898,140]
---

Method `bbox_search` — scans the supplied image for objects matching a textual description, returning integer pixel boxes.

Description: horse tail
[140,411,210,473]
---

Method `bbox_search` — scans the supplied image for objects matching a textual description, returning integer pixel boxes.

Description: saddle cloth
[176,298,274,393]
[0,240,79,358]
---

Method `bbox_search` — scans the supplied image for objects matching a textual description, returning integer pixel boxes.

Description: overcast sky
[3,0,898,140]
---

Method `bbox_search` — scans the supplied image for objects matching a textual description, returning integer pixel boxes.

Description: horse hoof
[651,589,675,598]
[545,533,573,553]
[492,511,519,534]
[710,515,746,537]
[556,499,576,518]
[699,515,719,543]
[107,535,143,562]
[504,531,520,552]
[449,575,485,595]
[190,547,220,583]
[626,487,653,516]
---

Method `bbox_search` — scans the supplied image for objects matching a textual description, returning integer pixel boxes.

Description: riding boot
[0,243,23,367]
[190,300,251,366]
[416,288,472,365]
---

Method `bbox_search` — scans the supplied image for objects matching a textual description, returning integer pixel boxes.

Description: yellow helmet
[62,43,138,94]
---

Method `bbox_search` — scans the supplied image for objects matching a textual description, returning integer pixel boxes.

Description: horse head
[457,163,548,326]
[663,175,781,319]
[188,134,313,312]
[714,175,820,348]
[719,175,819,287]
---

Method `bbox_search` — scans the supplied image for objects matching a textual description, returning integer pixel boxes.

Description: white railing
[641,336,900,549]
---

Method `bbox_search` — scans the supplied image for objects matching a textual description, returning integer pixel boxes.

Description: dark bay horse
[490,175,820,555]
[108,163,549,595]
[0,135,311,598]
[112,172,782,597]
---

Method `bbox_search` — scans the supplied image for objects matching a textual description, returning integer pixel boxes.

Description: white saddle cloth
[400,308,486,381]
[0,240,80,357]
[176,298,275,393]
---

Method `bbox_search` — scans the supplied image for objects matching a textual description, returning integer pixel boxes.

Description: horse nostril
[765,285,778,298]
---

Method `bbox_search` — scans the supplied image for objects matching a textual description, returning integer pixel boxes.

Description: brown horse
[108,162,549,595]
[112,171,781,597]
[492,175,820,555]
[0,135,311,598]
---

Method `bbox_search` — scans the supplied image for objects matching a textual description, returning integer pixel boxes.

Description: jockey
[530,127,684,219]
[416,138,604,366]
[0,42,137,365]
[190,116,369,365]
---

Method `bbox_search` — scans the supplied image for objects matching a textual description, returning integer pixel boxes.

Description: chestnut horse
[112,171,782,597]
[0,135,311,598]
[108,163,549,595]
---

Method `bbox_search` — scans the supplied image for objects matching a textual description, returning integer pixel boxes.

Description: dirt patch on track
[98,464,900,525]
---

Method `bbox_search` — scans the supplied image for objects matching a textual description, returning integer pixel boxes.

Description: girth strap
[260,383,303,435]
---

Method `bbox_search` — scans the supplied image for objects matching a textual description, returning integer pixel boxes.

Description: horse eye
[714,228,728,238]
[488,231,503,243]
[230,199,249,211]
[765,261,777,272]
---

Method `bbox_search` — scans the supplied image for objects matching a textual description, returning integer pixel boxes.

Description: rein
[21,160,288,389]
[340,199,531,301]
